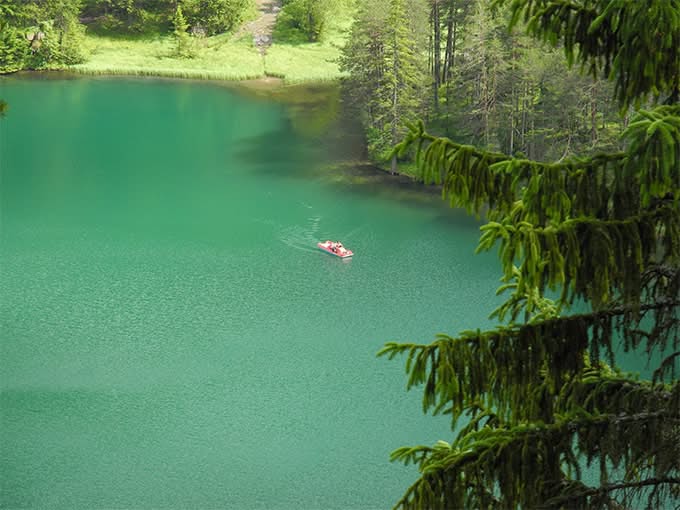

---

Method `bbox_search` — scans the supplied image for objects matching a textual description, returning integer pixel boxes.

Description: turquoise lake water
[0,76,504,509]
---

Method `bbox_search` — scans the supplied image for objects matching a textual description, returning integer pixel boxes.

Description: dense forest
[340,0,628,168]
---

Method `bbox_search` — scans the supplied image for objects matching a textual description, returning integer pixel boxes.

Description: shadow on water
[236,129,481,232]
[233,126,321,175]
[229,82,482,231]
[233,83,364,167]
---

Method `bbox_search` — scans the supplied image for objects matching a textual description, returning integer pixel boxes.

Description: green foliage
[499,0,680,108]
[80,0,175,34]
[275,0,328,42]
[427,0,624,160]
[264,5,354,84]
[274,0,355,43]
[0,20,29,72]
[0,0,15,18]
[341,0,428,162]
[389,383,678,509]
[183,0,251,36]
[0,0,87,71]
[382,0,680,508]
[23,18,87,68]
[397,106,680,312]
[172,3,191,57]
[80,0,251,35]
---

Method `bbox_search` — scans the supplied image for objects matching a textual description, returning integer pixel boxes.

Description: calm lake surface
[0,76,502,509]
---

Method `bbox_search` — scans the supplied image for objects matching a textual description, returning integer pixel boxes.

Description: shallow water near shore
[0,75,610,508]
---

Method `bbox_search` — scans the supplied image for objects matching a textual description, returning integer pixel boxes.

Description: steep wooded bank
[340,0,629,166]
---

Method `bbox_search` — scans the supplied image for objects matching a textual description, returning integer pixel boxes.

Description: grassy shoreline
[69,19,348,84]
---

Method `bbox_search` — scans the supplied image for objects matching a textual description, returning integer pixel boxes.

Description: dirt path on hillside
[235,0,282,55]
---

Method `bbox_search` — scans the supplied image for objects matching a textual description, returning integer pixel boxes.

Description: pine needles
[381,1,680,508]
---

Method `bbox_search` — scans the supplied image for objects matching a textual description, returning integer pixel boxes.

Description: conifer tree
[172,3,190,57]
[0,20,28,73]
[340,0,427,167]
[381,0,680,508]
[383,0,427,173]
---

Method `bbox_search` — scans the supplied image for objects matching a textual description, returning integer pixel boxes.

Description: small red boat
[317,240,353,258]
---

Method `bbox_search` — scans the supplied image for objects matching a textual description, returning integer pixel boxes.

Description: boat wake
[260,202,365,254]
[277,215,321,253]
[341,225,365,240]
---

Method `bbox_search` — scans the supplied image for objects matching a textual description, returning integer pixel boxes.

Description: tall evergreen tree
[440,0,473,83]
[381,0,680,508]
[172,3,190,57]
[383,0,427,173]
[457,0,507,147]
[341,0,427,168]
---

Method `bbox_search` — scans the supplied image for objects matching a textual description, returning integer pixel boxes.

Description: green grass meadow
[264,43,344,83]
[71,33,265,80]
[264,10,352,83]
[71,9,352,84]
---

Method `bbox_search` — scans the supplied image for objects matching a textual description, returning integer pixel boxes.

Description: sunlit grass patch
[265,3,352,83]
[264,43,345,83]
[70,2,354,84]
[71,34,265,80]
[265,2,353,83]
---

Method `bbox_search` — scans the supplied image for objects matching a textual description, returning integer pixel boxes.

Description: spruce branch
[391,411,677,510]
[379,301,679,426]
[542,477,680,509]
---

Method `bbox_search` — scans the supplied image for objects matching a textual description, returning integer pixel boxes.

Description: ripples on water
[1,77,500,509]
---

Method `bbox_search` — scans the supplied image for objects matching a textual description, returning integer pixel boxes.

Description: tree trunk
[392,27,399,175]
[510,82,515,155]
[521,81,528,153]
[432,0,441,110]
[392,76,399,174]
[443,0,456,81]
[478,29,490,147]
[509,39,516,155]
[590,81,598,145]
